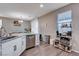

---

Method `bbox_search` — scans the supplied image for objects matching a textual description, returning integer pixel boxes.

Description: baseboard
[72,49,79,53]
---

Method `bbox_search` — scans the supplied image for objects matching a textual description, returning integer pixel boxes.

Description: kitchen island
[0,33,40,56]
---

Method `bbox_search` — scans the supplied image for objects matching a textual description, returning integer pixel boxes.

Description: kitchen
[0,17,40,56]
[0,3,60,56]
[0,4,40,55]
[1,3,79,56]
[0,3,75,56]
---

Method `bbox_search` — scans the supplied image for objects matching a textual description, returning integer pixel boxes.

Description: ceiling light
[40,4,44,8]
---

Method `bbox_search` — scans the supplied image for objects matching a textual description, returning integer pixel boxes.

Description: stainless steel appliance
[26,35,35,49]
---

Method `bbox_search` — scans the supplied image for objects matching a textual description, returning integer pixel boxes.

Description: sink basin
[0,36,17,41]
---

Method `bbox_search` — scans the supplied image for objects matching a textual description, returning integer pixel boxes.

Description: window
[57,10,72,36]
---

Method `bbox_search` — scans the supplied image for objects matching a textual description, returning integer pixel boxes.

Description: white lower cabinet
[20,36,26,55]
[2,36,26,56]
[13,38,22,56]
[2,39,16,56]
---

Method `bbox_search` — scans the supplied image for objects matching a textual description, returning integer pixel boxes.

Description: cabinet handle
[13,45,17,51]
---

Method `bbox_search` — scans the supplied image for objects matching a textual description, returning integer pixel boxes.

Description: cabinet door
[14,36,26,55]
[2,40,16,56]
[21,36,26,53]
[2,36,26,56]
[2,38,22,56]
[13,38,22,56]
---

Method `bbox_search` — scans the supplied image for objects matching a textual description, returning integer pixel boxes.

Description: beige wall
[38,11,56,43]
[39,3,79,52]
[2,18,31,33]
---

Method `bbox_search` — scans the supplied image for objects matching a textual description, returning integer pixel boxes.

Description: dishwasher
[26,35,35,49]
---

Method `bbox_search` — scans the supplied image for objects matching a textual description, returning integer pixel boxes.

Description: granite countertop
[1,36,20,44]
[1,33,36,44]
[11,33,36,36]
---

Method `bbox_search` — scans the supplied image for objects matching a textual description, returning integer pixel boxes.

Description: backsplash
[2,18,31,33]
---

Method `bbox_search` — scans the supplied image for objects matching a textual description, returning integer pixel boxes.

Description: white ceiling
[0,3,69,20]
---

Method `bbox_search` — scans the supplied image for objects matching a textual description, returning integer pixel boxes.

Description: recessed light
[40,4,44,8]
